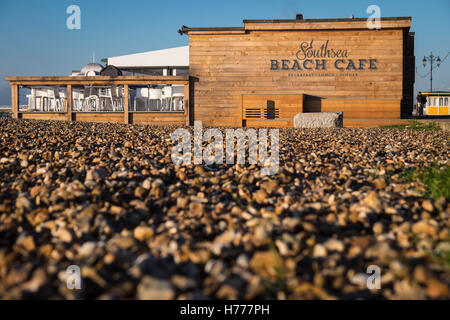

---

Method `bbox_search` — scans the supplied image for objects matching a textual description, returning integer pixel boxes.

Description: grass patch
[261,240,286,299]
[379,120,441,131]
[269,240,286,296]
[400,163,450,200]
[419,238,450,272]
[230,192,246,210]
[425,245,450,271]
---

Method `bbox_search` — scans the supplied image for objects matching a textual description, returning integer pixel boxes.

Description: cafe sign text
[270,40,378,71]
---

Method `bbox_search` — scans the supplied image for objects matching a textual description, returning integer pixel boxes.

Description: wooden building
[5,15,415,127]
[180,16,415,127]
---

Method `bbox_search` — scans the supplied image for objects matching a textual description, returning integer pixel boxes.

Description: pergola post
[11,84,19,119]
[184,80,190,126]
[124,84,129,124]
[67,84,72,121]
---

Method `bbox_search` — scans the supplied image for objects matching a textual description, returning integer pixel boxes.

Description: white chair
[59,88,68,112]
[47,87,57,112]
[25,88,38,111]
[72,90,84,111]
[162,86,173,111]
[98,87,110,111]
[33,88,47,111]
[134,87,149,111]
[137,88,149,98]
[172,85,184,111]
[111,85,123,111]
[47,87,65,112]
[26,94,33,111]
[149,88,162,111]
[84,87,99,111]
[85,95,99,111]
[46,89,54,111]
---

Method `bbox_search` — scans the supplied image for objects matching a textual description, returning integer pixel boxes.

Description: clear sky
[0,0,449,105]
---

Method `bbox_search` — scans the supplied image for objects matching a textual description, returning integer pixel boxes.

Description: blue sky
[0,0,449,105]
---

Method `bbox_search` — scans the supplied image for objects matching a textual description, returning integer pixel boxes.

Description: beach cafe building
[5,15,415,127]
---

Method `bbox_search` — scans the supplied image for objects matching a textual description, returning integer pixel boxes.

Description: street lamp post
[422,52,441,92]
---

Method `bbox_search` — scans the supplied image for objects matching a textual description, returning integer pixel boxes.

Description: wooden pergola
[5,76,190,126]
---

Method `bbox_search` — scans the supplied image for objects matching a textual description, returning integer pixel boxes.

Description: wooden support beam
[67,85,72,121]
[5,75,189,82]
[11,85,18,119]
[124,85,129,124]
[240,94,244,127]
[184,80,190,126]
[4,76,190,87]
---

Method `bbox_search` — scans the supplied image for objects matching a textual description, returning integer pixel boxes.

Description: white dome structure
[80,63,103,76]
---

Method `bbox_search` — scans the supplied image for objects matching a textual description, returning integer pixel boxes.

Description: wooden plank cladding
[246,119,293,128]
[19,111,186,125]
[74,112,125,123]
[132,112,185,125]
[322,99,401,119]
[247,119,412,128]
[183,16,414,127]
[242,94,303,122]
[20,113,67,121]
[344,119,411,127]
[243,18,412,31]
[4,76,189,85]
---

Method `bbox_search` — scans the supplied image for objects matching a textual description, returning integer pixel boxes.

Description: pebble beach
[0,118,448,299]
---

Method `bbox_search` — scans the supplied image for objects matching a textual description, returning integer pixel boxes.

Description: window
[439,97,444,106]
[444,97,449,106]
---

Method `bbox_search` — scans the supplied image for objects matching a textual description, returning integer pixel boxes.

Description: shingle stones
[0,118,448,300]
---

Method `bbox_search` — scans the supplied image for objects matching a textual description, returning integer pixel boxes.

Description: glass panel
[19,85,68,112]
[129,84,184,112]
[72,85,124,112]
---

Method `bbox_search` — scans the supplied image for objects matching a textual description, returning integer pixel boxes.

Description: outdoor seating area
[22,85,124,113]
[6,75,190,125]
[20,83,185,113]
[132,85,184,112]
[22,86,68,112]
[72,85,124,112]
